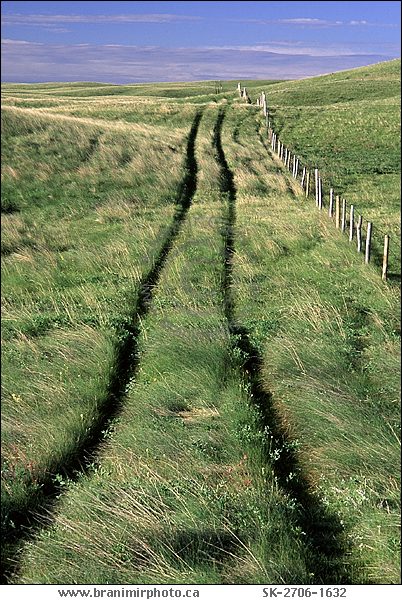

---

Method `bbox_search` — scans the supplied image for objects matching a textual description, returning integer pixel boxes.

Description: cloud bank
[2,39,395,83]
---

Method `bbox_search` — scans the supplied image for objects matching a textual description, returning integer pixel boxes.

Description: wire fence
[237,83,401,283]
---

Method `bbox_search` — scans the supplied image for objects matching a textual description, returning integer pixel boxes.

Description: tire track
[1,110,203,583]
[212,107,352,584]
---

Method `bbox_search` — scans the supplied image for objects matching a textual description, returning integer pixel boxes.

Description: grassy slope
[2,61,400,584]
[246,60,401,276]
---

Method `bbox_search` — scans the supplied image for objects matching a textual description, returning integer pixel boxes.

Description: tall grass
[14,105,315,585]
[2,64,400,584]
[1,98,198,573]
[222,101,400,583]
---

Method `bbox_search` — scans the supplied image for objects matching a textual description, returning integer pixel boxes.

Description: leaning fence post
[341,198,346,232]
[335,195,340,228]
[349,204,354,241]
[365,222,372,264]
[356,215,363,252]
[382,235,390,281]
[329,188,334,217]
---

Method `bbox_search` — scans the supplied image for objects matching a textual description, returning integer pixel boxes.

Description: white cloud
[1,13,202,26]
[205,40,400,57]
[231,17,398,28]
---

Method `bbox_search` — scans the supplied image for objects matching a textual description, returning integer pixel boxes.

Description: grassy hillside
[247,60,401,275]
[1,61,400,584]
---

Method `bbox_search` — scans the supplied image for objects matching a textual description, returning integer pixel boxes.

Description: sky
[1,1,401,83]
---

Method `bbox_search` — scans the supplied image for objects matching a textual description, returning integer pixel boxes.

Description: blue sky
[1,1,401,83]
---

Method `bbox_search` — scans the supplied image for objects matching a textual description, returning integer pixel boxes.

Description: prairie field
[1,61,400,584]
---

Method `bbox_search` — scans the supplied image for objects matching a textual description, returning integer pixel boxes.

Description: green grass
[246,60,401,275]
[1,97,199,572]
[1,61,400,584]
[15,108,312,584]
[221,100,400,583]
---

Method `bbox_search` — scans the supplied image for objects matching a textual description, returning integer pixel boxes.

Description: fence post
[329,188,334,217]
[335,195,340,228]
[349,204,354,241]
[305,171,310,197]
[314,168,319,206]
[293,157,298,179]
[318,177,323,209]
[301,167,306,189]
[287,152,291,169]
[341,198,346,232]
[356,215,363,252]
[365,222,372,263]
[382,235,390,281]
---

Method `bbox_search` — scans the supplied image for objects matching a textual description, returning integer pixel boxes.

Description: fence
[237,83,398,282]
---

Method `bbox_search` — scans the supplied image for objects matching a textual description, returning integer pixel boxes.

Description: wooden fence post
[356,215,363,252]
[382,235,390,281]
[314,168,319,206]
[329,188,334,217]
[305,171,310,197]
[341,198,346,232]
[335,195,340,228]
[295,158,299,180]
[349,204,354,241]
[301,167,306,189]
[365,222,372,263]
[287,152,291,169]
[318,177,323,209]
